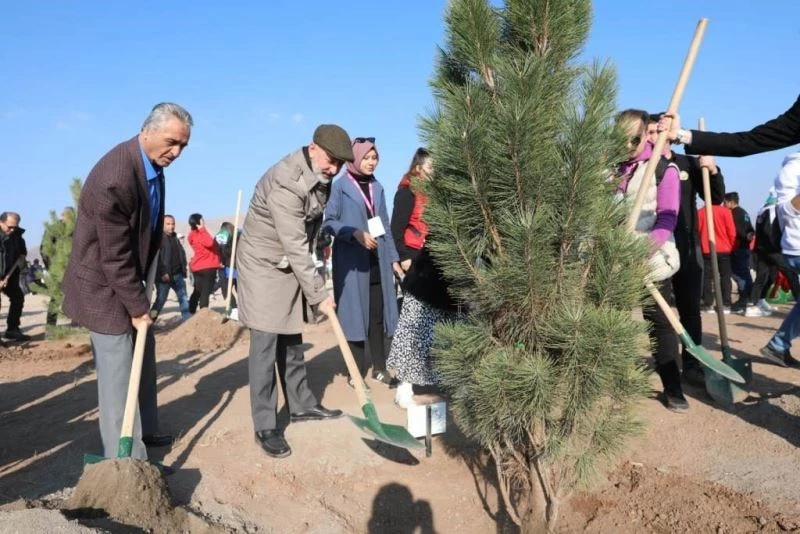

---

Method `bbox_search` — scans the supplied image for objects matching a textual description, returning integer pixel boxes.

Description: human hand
[131,312,153,330]
[317,295,336,317]
[400,259,412,271]
[658,113,679,141]
[354,229,378,250]
[0,278,7,289]
[161,274,170,283]
[392,262,405,279]
[698,155,718,175]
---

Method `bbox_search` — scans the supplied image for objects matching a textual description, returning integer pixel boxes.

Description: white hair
[141,102,193,132]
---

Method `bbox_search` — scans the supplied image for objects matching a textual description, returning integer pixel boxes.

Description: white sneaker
[745,306,771,317]
[394,382,417,409]
[229,308,239,321]
[758,299,777,313]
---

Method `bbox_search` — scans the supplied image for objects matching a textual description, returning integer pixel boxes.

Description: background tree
[421,0,652,531]
[34,178,81,334]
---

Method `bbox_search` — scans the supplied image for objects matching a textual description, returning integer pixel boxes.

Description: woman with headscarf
[323,138,404,388]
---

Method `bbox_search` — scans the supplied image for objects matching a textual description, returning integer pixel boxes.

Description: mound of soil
[564,462,800,533]
[65,458,220,533]
[0,508,96,534]
[0,341,91,362]
[157,309,244,354]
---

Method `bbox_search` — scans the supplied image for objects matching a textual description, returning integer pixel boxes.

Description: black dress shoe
[290,404,344,422]
[255,430,291,458]
[143,434,174,447]
[3,329,30,342]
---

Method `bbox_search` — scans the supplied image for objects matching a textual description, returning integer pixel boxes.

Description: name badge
[367,216,386,238]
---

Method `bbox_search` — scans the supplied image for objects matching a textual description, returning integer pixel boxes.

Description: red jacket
[188,227,221,272]
[397,175,429,250]
[697,205,737,254]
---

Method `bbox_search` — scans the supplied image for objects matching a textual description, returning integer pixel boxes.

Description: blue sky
[2,1,799,248]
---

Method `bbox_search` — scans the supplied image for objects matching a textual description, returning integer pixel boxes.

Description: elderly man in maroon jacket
[63,102,192,461]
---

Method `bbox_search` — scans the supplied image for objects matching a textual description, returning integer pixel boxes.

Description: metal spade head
[348,404,424,450]
[704,347,752,406]
[680,333,746,384]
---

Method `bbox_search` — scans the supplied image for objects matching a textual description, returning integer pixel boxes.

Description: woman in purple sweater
[615,109,687,413]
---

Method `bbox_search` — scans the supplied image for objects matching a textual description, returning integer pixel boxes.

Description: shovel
[222,189,243,324]
[324,309,423,450]
[697,117,752,404]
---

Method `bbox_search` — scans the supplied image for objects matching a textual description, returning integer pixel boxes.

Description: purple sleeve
[649,166,680,250]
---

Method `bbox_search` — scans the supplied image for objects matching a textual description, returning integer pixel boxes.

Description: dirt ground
[1,291,799,533]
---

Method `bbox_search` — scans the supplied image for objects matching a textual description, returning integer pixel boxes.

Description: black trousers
[1,272,24,331]
[702,254,732,307]
[347,280,388,378]
[751,253,776,303]
[189,268,217,313]
[671,245,703,369]
[642,279,679,368]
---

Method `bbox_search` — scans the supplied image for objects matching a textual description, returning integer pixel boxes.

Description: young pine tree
[34,178,81,332]
[421,0,652,530]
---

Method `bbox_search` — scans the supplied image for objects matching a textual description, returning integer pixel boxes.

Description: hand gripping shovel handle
[118,322,149,457]
[325,309,371,407]
[224,190,243,319]
[627,18,708,231]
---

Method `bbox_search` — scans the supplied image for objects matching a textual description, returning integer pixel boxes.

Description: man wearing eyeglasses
[0,212,30,342]
[237,124,352,458]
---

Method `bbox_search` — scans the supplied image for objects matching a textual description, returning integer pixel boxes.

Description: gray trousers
[90,328,158,460]
[249,330,317,432]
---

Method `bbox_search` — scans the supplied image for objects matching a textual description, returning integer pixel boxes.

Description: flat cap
[313,124,354,162]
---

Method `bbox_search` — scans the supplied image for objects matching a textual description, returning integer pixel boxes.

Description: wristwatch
[676,128,689,145]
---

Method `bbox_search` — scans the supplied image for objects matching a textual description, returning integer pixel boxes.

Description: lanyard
[348,173,375,217]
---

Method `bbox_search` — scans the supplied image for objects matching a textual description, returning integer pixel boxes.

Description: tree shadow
[685,332,800,448]
[367,482,435,534]
[437,414,519,533]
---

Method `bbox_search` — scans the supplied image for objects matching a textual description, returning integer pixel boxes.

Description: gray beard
[311,161,331,184]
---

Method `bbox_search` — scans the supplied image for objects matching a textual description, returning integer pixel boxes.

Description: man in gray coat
[237,124,352,458]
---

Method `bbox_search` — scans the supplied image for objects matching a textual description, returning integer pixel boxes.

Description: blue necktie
[149,174,162,231]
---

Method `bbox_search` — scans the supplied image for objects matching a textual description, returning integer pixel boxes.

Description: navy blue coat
[323,175,400,341]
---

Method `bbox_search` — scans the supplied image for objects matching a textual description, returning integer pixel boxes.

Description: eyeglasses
[628,135,642,146]
[353,137,375,144]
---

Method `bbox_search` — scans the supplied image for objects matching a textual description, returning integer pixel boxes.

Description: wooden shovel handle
[325,309,371,407]
[120,322,149,440]
[645,280,686,335]
[698,117,730,345]
[627,18,709,231]
[225,190,243,314]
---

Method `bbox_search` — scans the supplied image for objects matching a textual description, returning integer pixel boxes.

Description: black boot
[656,361,689,413]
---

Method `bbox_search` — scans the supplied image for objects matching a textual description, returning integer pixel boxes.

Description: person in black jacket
[724,192,755,311]
[665,95,800,156]
[0,212,30,341]
[646,117,725,387]
[149,214,190,321]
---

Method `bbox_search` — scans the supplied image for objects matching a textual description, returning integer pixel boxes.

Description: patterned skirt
[387,292,460,386]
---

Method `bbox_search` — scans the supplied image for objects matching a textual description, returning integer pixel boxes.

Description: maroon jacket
[63,135,164,335]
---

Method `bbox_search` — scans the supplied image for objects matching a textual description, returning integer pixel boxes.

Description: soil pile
[564,462,800,533]
[158,308,244,354]
[0,341,91,362]
[65,458,220,533]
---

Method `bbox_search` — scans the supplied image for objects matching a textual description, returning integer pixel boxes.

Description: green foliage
[32,178,81,325]
[422,0,653,528]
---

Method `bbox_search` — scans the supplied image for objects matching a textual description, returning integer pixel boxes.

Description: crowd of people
[4,92,800,463]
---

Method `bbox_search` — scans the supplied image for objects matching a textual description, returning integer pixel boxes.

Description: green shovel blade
[680,333,745,384]
[705,346,752,405]
[348,403,424,450]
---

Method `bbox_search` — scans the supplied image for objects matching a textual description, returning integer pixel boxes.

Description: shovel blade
[83,453,106,465]
[680,334,745,384]
[723,348,753,385]
[348,404,424,450]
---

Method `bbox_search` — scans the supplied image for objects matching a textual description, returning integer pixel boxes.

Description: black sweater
[687,94,800,157]
[668,153,725,254]
[390,187,419,262]
[402,246,458,312]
